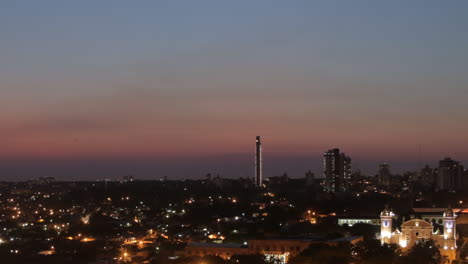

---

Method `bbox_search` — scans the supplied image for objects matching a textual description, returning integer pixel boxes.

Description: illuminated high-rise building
[324,148,351,193]
[255,136,263,187]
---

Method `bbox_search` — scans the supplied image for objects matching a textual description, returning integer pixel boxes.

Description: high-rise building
[437,157,464,191]
[465,169,468,188]
[324,148,351,193]
[255,136,263,187]
[378,164,391,186]
[420,165,436,188]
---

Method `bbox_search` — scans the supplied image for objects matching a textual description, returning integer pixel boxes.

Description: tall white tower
[380,205,394,244]
[255,136,262,187]
[443,206,456,248]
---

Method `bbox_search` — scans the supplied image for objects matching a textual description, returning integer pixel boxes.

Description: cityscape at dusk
[1,1,468,264]
[2,1,468,180]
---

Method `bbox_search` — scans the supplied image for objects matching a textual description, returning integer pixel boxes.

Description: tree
[349,223,379,239]
[288,243,352,264]
[396,240,441,264]
[352,239,399,264]
[230,254,268,264]
[88,213,119,236]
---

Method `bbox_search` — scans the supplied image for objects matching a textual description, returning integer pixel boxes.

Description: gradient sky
[1,1,468,180]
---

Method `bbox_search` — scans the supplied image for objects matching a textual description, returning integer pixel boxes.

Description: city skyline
[2,2,468,263]
[1,1,468,180]
[0,143,465,181]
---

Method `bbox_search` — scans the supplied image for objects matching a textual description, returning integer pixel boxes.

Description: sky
[1,1,468,180]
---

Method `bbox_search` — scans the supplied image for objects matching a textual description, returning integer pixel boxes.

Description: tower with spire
[380,205,394,244]
[442,206,457,259]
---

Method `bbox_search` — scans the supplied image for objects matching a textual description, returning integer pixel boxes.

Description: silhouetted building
[420,165,436,188]
[38,177,56,185]
[378,164,391,186]
[268,173,289,185]
[407,171,420,183]
[465,169,468,187]
[205,173,212,181]
[255,136,263,187]
[122,175,135,182]
[305,171,315,186]
[324,148,351,193]
[437,157,464,191]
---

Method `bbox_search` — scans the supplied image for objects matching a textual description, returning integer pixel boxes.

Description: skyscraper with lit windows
[324,148,351,193]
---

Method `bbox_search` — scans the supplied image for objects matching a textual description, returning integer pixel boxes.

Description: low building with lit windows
[338,217,380,227]
[183,236,363,264]
[379,206,457,262]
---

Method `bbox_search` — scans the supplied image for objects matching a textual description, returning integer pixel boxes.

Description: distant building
[324,148,351,193]
[338,217,380,227]
[255,136,263,187]
[407,171,421,183]
[38,177,56,185]
[379,206,456,262]
[305,171,315,186]
[437,158,464,191]
[378,164,391,186]
[465,169,468,187]
[268,173,289,185]
[122,175,135,182]
[420,165,437,188]
[205,173,212,181]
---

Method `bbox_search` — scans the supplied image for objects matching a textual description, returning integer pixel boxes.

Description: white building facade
[379,206,457,262]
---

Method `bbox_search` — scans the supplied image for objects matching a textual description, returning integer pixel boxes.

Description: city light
[400,240,407,248]
[0,4,464,263]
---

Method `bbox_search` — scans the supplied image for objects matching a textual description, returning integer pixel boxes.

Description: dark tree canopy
[395,240,441,264]
[352,239,400,264]
[288,242,352,264]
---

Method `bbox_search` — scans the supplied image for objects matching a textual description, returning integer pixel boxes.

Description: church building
[379,206,457,261]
